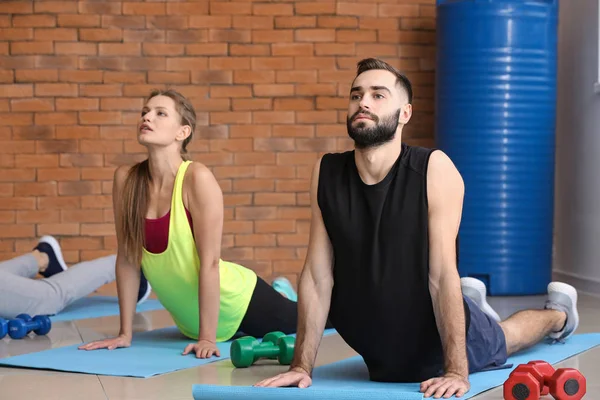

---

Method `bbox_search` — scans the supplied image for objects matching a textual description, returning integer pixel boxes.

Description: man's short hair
[355,58,413,104]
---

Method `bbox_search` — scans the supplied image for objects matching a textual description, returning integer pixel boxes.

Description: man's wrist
[290,364,312,377]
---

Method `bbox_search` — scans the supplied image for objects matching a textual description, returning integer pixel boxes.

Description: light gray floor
[1,293,598,400]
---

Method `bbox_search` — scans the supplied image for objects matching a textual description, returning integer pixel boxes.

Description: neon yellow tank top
[141,160,257,342]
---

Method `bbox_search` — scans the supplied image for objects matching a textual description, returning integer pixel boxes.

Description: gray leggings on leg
[0,254,116,319]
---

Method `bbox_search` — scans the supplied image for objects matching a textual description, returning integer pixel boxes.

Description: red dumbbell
[504,363,546,400]
[548,368,586,400]
[527,360,556,395]
[504,361,586,400]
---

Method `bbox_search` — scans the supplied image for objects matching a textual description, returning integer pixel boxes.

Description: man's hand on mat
[182,339,221,358]
[254,367,312,388]
[78,335,132,351]
[420,372,470,398]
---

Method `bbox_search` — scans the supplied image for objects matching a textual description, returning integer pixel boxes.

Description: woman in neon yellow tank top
[79,89,308,358]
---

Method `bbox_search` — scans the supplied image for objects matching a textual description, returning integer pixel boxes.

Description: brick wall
[0,1,436,284]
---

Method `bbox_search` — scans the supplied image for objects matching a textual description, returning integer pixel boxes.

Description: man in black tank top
[256,58,580,398]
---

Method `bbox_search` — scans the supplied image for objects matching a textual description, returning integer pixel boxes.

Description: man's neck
[354,135,402,185]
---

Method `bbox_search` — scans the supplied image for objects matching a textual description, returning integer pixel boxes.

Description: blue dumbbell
[8,313,52,339]
[0,318,7,339]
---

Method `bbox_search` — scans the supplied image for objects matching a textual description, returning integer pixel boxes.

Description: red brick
[38,223,80,236]
[277,70,318,83]
[0,28,33,41]
[401,18,436,31]
[253,30,293,43]
[255,220,296,234]
[57,126,99,140]
[167,2,208,15]
[421,5,436,18]
[17,210,60,224]
[209,29,251,43]
[62,210,105,223]
[0,197,36,210]
[230,125,272,138]
[277,207,311,220]
[315,43,355,56]
[55,42,98,55]
[232,99,273,111]
[230,44,270,56]
[252,57,294,70]
[272,43,314,57]
[13,15,56,28]
[58,70,102,83]
[0,56,35,69]
[38,168,80,182]
[58,14,100,28]
[80,111,122,125]
[189,16,232,29]
[80,84,122,97]
[210,2,252,15]
[273,98,314,111]
[273,125,315,138]
[256,166,296,179]
[296,3,335,15]
[150,71,190,84]
[234,179,275,192]
[379,4,420,17]
[35,112,78,126]
[35,83,78,97]
[99,43,141,56]
[56,98,98,111]
[337,30,377,42]
[0,70,14,83]
[36,139,77,154]
[294,57,337,70]
[232,16,274,29]
[303,79,338,96]
[102,16,146,29]
[79,2,122,14]
[211,112,252,125]
[254,138,295,152]
[35,55,78,69]
[15,154,58,168]
[0,183,13,197]
[210,57,251,70]
[142,43,184,57]
[13,126,54,140]
[0,113,32,125]
[254,111,296,124]
[0,212,15,224]
[166,57,208,71]
[37,196,80,210]
[0,224,35,238]
[253,84,295,97]
[35,2,78,13]
[295,29,335,42]
[123,2,166,15]
[11,40,53,56]
[0,84,33,98]
[2,1,33,13]
[80,28,122,42]
[11,98,54,112]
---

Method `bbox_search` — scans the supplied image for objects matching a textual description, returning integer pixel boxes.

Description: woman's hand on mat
[420,372,470,398]
[254,367,313,388]
[78,334,132,351]
[182,339,221,358]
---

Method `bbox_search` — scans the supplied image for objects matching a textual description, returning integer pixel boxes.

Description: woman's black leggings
[237,276,333,338]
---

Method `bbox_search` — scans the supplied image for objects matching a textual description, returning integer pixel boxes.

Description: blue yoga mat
[191,333,600,400]
[0,327,338,378]
[49,296,164,322]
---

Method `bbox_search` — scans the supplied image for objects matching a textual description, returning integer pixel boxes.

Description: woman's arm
[79,165,140,350]
[182,163,224,358]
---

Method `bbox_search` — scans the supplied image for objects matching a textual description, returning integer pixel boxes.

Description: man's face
[346,69,412,149]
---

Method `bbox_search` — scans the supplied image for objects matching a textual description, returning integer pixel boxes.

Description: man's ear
[399,103,412,125]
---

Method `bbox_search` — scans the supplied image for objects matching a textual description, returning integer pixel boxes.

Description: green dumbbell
[230,331,296,368]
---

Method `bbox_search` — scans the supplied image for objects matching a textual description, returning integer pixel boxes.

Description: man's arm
[256,157,334,387]
[426,151,469,385]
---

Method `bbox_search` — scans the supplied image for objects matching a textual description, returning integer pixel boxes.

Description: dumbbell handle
[9,318,42,333]
[253,341,282,359]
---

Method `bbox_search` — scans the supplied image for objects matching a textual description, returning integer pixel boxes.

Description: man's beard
[346,109,400,149]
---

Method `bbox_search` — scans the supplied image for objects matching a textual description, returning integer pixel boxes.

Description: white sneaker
[545,282,579,341]
[461,277,501,322]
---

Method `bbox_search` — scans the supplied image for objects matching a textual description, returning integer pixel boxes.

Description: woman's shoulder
[183,161,221,194]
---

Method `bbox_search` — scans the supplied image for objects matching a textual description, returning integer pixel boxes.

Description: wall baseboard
[553,269,600,298]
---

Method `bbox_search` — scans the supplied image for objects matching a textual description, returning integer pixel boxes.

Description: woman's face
[137,95,189,149]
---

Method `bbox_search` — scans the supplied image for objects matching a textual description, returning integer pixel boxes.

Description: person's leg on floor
[0,253,42,278]
[461,277,501,322]
[499,282,578,356]
[271,276,298,302]
[237,276,300,338]
[0,254,117,319]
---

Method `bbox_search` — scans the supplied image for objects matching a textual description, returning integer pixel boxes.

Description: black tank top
[318,144,469,382]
